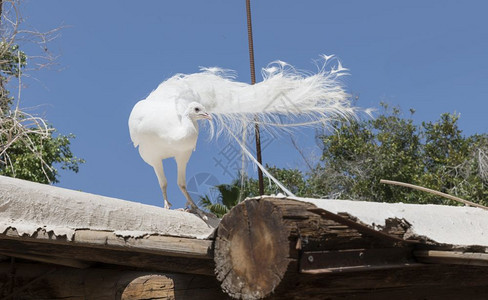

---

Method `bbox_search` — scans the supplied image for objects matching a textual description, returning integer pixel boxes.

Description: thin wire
[223,122,295,197]
[245,0,264,195]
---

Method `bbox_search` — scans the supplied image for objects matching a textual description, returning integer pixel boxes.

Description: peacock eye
[195,107,200,112]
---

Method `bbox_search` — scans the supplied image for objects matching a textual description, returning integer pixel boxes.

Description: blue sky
[17,1,488,208]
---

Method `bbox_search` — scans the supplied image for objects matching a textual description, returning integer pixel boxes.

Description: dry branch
[380,179,488,210]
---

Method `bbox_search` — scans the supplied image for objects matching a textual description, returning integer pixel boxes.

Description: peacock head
[186,102,212,121]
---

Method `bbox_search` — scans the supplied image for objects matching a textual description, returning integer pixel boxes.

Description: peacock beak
[202,112,212,120]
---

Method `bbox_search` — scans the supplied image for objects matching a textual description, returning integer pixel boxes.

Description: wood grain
[0,236,215,276]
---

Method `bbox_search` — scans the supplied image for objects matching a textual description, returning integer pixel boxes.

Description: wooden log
[214,197,410,299]
[214,197,488,299]
[215,198,291,300]
[0,262,228,299]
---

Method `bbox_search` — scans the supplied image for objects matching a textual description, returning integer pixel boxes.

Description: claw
[164,199,172,209]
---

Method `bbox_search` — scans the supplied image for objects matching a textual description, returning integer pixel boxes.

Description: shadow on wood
[0,262,228,299]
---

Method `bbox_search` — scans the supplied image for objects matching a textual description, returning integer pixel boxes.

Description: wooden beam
[414,250,488,266]
[272,264,488,300]
[8,261,486,300]
[73,229,213,259]
[300,263,424,274]
[0,262,227,299]
[0,251,91,269]
[0,227,215,275]
[1,228,213,259]
[0,236,215,276]
[299,248,416,274]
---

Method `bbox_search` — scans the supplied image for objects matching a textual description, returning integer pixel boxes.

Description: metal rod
[245,0,264,195]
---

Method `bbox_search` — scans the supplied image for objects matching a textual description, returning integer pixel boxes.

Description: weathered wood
[214,198,409,299]
[0,227,215,276]
[0,251,91,269]
[215,198,290,300]
[307,207,417,244]
[414,250,488,266]
[214,197,488,299]
[0,262,228,299]
[301,197,488,247]
[269,263,488,300]
[299,247,415,273]
[120,274,228,299]
[0,237,215,275]
[1,227,214,259]
[73,229,213,259]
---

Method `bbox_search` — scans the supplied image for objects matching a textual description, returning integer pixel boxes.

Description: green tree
[0,128,83,183]
[239,165,312,197]
[199,183,241,218]
[419,114,488,204]
[0,2,83,184]
[313,103,488,206]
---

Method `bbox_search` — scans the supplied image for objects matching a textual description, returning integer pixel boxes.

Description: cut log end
[215,199,292,299]
[214,197,433,299]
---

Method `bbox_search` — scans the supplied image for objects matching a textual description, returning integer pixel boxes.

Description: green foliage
[239,166,312,198]
[199,183,241,218]
[313,103,488,206]
[0,42,27,110]
[199,166,316,216]
[0,129,84,183]
[419,114,488,204]
[0,42,84,184]
[0,42,27,77]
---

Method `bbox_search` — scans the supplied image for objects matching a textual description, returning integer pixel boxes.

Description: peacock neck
[182,114,199,132]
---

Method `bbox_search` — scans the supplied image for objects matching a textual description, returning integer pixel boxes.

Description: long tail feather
[222,122,295,197]
[147,55,358,138]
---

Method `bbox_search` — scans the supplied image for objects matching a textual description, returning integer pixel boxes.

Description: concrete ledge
[0,175,215,240]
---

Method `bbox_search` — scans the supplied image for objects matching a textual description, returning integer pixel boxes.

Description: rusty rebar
[245,0,264,195]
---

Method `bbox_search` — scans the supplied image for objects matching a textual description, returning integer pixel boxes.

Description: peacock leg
[175,152,197,209]
[153,161,171,209]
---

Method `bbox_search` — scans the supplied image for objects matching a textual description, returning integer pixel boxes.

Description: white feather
[145,55,356,139]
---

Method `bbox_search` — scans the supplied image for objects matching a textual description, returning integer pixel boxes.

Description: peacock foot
[163,200,172,209]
